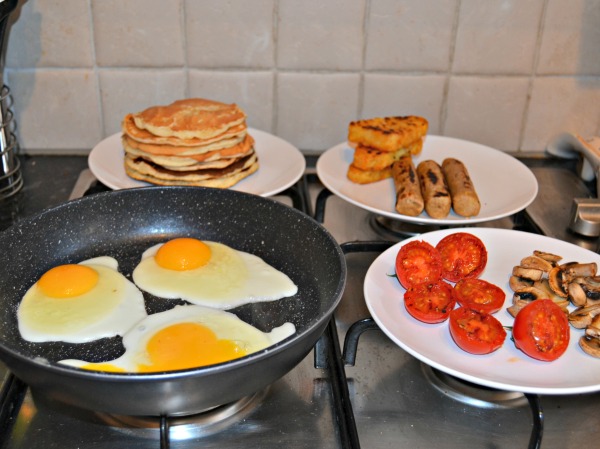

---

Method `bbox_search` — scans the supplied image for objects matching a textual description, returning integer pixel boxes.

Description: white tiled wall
[4,0,600,155]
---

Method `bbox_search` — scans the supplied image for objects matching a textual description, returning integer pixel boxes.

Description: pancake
[125,162,258,188]
[132,99,247,140]
[123,148,245,170]
[121,98,258,189]
[124,153,259,188]
[124,144,253,171]
[122,114,247,148]
[121,133,253,158]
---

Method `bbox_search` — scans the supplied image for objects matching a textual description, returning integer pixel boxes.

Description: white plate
[88,128,306,197]
[364,227,600,395]
[316,136,538,224]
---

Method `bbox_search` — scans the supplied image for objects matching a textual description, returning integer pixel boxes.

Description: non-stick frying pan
[0,186,346,416]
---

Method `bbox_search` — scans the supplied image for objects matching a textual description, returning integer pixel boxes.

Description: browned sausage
[441,158,481,217]
[416,160,451,219]
[392,157,424,216]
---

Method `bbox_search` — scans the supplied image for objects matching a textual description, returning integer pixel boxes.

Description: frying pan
[0,186,346,416]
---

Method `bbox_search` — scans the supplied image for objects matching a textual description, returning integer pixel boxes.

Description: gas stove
[1,155,599,448]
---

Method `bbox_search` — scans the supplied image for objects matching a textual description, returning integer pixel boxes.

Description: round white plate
[88,128,306,197]
[316,136,538,224]
[364,227,600,395]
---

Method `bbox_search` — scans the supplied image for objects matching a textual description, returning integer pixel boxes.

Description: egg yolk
[80,363,127,373]
[138,322,247,372]
[155,238,212,271]
[37,264,99,298]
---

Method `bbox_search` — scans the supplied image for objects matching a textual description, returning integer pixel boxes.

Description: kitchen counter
[2,152,600,449]
[2,153,596,248]
[0,156,89,232]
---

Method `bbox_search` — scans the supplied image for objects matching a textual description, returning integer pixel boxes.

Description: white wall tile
[365,0,457,71]
[277,0,365,70]
[6,0,94,68]
[91,0,184,67]
[185,0,275,69]
[276,73,360,151]
[362,74,446,134]
[522,77,600,151]
[453,0,543,74]
[7,69,102,153]
[2,0,600,155]
[188,70,274,133]
[537,0,600,75]
[444,76,529,151]
[98,70,187,136]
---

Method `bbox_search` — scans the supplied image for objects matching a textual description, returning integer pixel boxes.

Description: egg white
[132,241,298,309]
[17,256,148,343]
[59,304,296,373]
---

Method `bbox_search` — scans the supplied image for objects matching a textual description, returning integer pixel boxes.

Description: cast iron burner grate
[315,187,545,449]
[341,315,544,449]
[369,214,444,239]
[420,364,528,409]
[96,388,268,441]
[0,172,347,449]
[368,210,531,241]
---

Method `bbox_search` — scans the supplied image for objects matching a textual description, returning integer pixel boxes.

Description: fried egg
[59,304,296,373]
[132,238,298,309]
[17,256,147,343]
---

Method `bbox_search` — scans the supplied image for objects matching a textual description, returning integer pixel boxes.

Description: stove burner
[421,364,528,409]
[369,215,442,239]
[95,388,268,440]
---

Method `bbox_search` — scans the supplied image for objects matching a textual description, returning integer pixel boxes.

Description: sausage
[441,158,481,217]
[392,157,424,216]
[416,160,451,219]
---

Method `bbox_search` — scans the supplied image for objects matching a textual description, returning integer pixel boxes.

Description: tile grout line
[518,0,550,154]
[181,0,190,99]
[440,0,462,136]
[88,0,103,137]
[272,0,280,135]
[357,0,371,119]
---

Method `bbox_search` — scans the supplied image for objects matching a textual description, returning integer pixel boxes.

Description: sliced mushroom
[585,314,600,338]
[586,327,600,339]
[579,335,600,358]
[520,255,554,273]
[512,286,547,302]
[507,287,546,318]
[562,262,598,281]
[568,304,600,329]
[548,266,569,298]
[509,275,533,291]
[533,250,562,265]
[567,276,600,307]
[550,263,598,298]
[568,281,587,307]
[512,266,544,282]
[507,299,531,318]
[547,297,571,312]
[533,279,567,302]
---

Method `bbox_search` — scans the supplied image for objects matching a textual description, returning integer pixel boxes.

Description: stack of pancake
[122,98,258,188]
[346,116,428,184]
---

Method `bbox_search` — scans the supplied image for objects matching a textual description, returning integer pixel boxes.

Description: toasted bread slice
[348,116,428,152]
[352,146,410,171]
[352,139,423,171]
[347,163,392,184]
